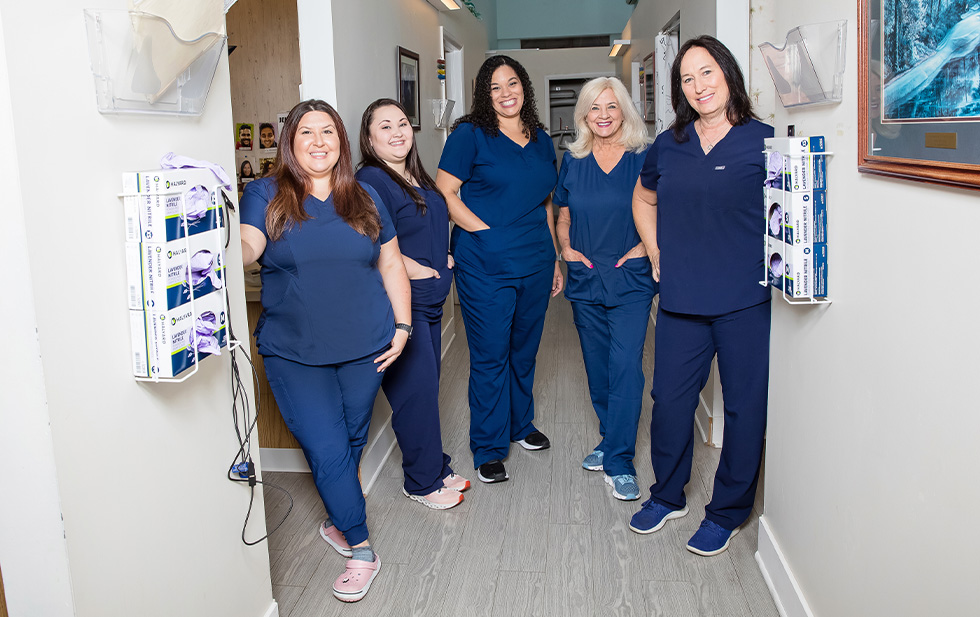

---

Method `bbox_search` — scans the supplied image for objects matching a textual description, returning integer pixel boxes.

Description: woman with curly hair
[436,55,563,485]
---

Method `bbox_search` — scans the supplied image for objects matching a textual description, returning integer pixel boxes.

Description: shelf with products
[761,136,832,306]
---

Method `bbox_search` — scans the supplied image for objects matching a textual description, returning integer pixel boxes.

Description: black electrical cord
[222,187,294,545]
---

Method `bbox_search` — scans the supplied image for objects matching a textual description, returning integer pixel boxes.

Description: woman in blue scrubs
[356,98,470,510]
[554,77,655,502]
[629,36,774,557]
[435,55,564,484]
[240,100,411,602]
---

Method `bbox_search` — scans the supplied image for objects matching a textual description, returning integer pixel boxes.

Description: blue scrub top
[554,149,656,306]
[438,122,557,278]
[356,165,452,320]
[240,177,397,364]
[639,119,773,315]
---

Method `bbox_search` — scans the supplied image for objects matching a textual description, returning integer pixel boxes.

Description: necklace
[695,120,716,151]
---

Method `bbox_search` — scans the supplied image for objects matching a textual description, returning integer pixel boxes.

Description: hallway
[262,294,779,616]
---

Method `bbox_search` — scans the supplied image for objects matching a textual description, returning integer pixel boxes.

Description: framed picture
[859,0,980,190]
[398,46,421,130]
[643,52,655,123]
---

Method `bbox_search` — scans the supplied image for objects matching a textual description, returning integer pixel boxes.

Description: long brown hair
[266,100,380,241]
[357,98,443,215]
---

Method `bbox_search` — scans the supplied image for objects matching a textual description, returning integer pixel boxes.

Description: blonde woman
[554,76,654,501]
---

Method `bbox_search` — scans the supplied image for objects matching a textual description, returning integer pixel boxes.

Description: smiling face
[490,65,524,120]
[368,105,413,166]
[238,126,252,147]
[679,46,730,121]
[586,88,624,141]
[292,111,340,180]
[260,126,276,148]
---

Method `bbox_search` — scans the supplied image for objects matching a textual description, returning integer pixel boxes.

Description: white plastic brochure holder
[759,21,847,108]
[84,10,226,116]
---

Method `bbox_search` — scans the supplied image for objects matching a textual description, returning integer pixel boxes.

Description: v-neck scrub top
[439,122,558,278]
[355,166,452,320]
[553,149,655,306]
[639,119,773,315]
[240,177,397,364]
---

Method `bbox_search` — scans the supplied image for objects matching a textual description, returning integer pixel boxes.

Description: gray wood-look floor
[262,295,779,617]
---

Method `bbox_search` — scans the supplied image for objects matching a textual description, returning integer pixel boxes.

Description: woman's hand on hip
[409,267,441,280]
[375,329,410,372]
[551,261,564,297]
[561,246,593,268]
[615,242,647,268]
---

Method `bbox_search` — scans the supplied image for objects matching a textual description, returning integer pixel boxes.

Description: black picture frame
[397,46,421,131]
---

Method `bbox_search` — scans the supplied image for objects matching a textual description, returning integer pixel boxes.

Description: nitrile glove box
[767,190,827,245]
[130,291,228,378]
[126,228,226,311]
[773,239,828,299]
[767,236,786,292]
[764,136,827,192]
[122,168,225,242]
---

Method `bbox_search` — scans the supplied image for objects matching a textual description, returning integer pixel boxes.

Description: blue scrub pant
[454,265,553,468]
[381,313,454,495]
[647,299,771,530]
[262,352,383,546]
[571,298,651,477]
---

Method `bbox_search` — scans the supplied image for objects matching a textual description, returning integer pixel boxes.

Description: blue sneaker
[582,449,604,471]
[604,474,640,500]
[628,499,689,534]
[686,519,740,556]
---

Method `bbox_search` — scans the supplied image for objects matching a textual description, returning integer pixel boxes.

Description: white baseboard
[258,448,310,473]
[262,600,280,617]
[755,515,815,617]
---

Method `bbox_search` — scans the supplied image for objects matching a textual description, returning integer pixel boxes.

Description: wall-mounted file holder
[83,10,226,116]
[759,20,847,108]
[429,99,455,129]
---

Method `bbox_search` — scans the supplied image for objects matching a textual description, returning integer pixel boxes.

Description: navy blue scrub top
[240,177,397,364]
[554,149,656,306]
[438,122,557,278]
[639,119,773,315]
[356,165,452,321]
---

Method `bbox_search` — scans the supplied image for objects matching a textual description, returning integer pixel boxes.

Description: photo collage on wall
[235,112,288,193]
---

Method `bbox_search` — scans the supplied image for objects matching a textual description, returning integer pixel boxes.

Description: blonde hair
[567,77,651,158]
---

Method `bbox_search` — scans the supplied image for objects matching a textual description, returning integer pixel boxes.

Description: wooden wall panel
[0,562,7,617]
[226,0,302,133]
[247,301,301,450]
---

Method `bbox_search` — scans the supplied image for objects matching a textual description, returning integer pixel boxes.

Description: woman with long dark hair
[435,55,563,484]
[240,99,411,602]
[356,98,469,510]
[630,36,773,557]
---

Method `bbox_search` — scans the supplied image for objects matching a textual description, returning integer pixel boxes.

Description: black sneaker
[477,459,509,483]
[515,430,551,451]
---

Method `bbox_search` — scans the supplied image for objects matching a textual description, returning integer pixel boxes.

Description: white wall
[330,0,491,171]
[759,1,980,615]
[0,3,274,616]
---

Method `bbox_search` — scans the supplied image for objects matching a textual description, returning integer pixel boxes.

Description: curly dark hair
[451,55,545,141]
[669,35,758,143]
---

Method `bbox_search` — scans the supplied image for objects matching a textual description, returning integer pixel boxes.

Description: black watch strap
[395,322,413,339]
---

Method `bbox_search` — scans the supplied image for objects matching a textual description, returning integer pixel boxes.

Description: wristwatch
[395,322,413,339]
